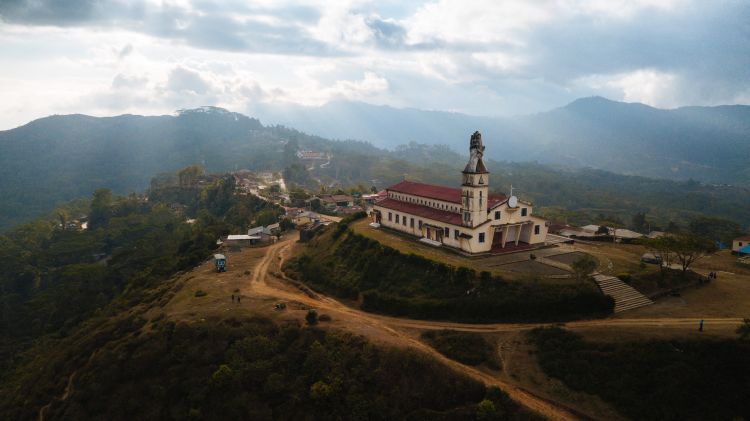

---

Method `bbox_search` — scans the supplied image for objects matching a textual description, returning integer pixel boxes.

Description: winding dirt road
[240,238,742,420]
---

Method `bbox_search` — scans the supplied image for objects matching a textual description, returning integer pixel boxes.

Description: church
[371,131,549,254]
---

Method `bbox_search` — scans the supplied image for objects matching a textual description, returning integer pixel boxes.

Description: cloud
[0,0,748,129]
[111,73,148,89]
[165,66,213,95]
[117,43,133,58]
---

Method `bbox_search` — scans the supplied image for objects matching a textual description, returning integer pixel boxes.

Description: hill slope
[254,97,750,184]
[2,105,749,231]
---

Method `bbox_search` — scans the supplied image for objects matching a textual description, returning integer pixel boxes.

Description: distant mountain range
[1,99,749,229]
[253,97,750,184]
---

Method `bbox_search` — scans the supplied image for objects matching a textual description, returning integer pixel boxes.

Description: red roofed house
[371,131,548,254]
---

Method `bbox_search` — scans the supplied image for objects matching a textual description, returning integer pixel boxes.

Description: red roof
[375,198,463,225]
[387,180,506,209]
[736,235,750,241]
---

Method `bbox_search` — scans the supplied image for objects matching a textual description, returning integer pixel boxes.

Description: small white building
[371,131,548,254]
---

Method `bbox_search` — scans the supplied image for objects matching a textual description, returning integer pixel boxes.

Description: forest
[2,109,749,232]
[2,313,539,420]
[0,169,543,420]
[529,327,750,420]
[0,173,279,374]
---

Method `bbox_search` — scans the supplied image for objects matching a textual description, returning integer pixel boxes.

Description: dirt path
[180,239,742,420]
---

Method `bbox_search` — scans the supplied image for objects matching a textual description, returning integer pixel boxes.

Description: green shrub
[286,229,614,323]
[305,309,318,325]
[616,273,631,283]
[421,330,501,369]
[529,327,750,420]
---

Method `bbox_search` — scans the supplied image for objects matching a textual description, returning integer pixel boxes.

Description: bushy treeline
[1,315,537,421]
[421,330,501,370]
[529,327,750,421]
[285,228,613,323]
[0,175,279,373]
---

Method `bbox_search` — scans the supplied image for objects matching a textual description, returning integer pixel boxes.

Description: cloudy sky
[0,0,748,129]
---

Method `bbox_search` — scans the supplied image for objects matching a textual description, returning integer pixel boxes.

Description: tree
[89,188,112,229]
[638,236,675,276]
[255,209,280,227]
[279,218,295,231]
[688,216,742,244]
[737,319,750,340]
[632,212,648,233]
[178,165,204,187]
[571,254,598,281]
[666,221,680,233]
[306,309,318,325]
[56,209,69,230]
[671,233,717,274]
[476,399,497,420]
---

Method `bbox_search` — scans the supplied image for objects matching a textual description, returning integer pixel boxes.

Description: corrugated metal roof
[227,234,258,240]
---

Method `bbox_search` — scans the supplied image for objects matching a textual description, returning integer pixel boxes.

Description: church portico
[371,131,549,255]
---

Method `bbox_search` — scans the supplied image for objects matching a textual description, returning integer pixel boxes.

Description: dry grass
[159,240,294,324]
[494,330,627,421]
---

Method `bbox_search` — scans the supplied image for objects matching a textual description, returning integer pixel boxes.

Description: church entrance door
[493,229,503,248]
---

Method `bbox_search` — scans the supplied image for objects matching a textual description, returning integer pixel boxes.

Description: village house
[362,191,387,204]
[316,194,355,210]
[292,211,320,227]
[732,235,750,255]
[370,131,549,254]
[219,234,261,247]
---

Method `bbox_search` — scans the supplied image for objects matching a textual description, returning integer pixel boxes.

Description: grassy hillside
[4,312,527,420]
[284,216,613,323]
[0,174,540,420]
[529,327,750,420]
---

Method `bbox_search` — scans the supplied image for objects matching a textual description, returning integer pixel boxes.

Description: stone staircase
[593,273,653,313]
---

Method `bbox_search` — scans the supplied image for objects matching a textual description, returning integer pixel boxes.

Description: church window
[444,227,449,237]
[388,212,392,221]
[521,208,528,216]
[479,176,484,184]
[479,233,485,243]
[410,218,414,228]
[454,229,459,239]
[495,211,501,220]
[464,212,470,222]
[403,217,407,226]
[419,220,422,229]
[479,191,483,207]
[534,225,540,235]
[395,214,399,223]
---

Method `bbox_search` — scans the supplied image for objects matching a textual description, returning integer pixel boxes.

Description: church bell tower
[461,131,489,228]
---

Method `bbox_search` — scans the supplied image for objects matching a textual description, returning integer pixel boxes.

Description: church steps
[592,273,653,313]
